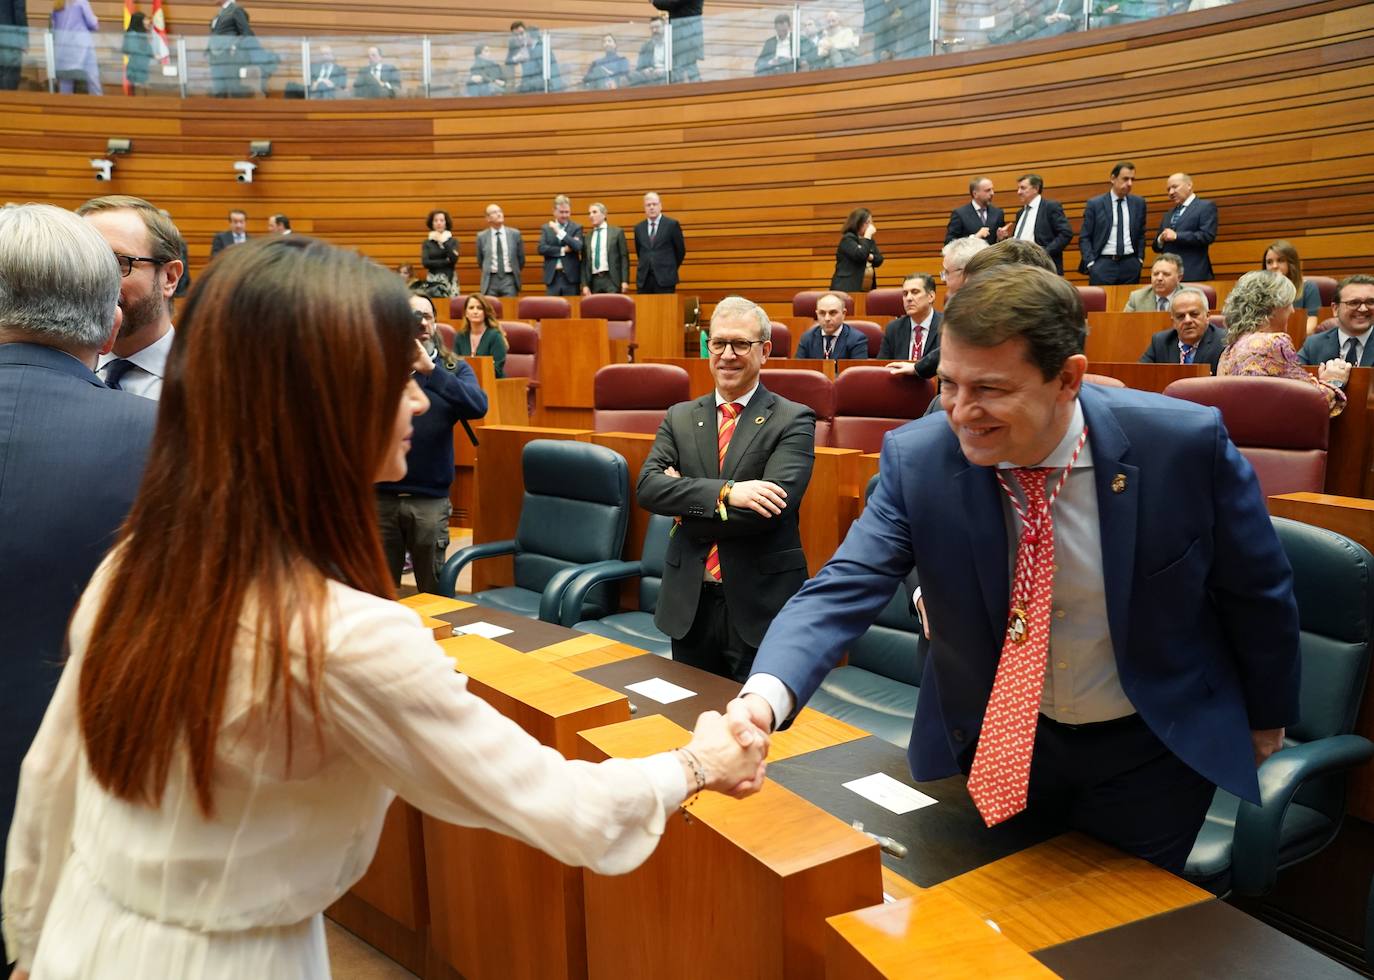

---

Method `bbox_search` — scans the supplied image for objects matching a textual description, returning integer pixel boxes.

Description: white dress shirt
[1338,326,1371,364]
[590,224,609,275]
[97,326,174,401]
[1014,196,1040,242]
[489,227,511,273]
[1104,191,1134,257]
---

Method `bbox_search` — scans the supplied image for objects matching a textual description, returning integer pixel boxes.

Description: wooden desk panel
[535,318,610,428]
[804,447,863,577]
[1086,361,1211,392]
[1085,312,1171,363]
[1323,367,1372,497]
[633,294,688,361]
[578,715,882,980]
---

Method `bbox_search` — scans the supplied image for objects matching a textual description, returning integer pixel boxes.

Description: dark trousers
[672,582,757,682]
[546,269,578,296]
[998,712,1215,874]
[377,491,451,596]
[638,267,676,295]
[1088,254,1143,286]
[587,271,618,294]
[485,271,518,297]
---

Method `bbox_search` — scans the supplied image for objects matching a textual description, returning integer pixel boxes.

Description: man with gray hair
[940,235,990,298]
[581,202,629,295]
[77,194,186,400]
[0,202,157,898]
[537,194,583,296]
[1139,285,1223,372]
[638,295,816,681]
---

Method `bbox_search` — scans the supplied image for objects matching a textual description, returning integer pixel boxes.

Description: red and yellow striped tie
[704,401,741,582]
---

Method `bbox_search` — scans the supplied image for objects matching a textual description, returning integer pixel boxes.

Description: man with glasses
[638,296,816,681]
[1299,274,1374,367]
[940,235,989,299]
[78,195,185,400]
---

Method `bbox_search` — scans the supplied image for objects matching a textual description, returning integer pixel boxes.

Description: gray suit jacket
[581,223,629,290]
[0,342,156,889]
[1297,328,1374,367]
[1123,285,1178,312]
[476,226,525,294]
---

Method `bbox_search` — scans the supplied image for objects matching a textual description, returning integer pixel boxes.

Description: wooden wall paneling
[470,425,593,591]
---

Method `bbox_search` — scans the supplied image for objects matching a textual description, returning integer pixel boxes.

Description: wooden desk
[632,294,689,361]
[1086,361,1211,392]
[1085,312,1171,363]
[534,318,610,429]
[450,357,528,524]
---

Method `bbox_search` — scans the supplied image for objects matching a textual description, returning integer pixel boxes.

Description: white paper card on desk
[625,677,696,705]
[978,15,996,28]
[842,773,938,815]
[454,621,515,639]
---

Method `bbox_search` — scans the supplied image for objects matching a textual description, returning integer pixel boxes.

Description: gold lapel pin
[1111,473,1127,493]
[754,416,765,425]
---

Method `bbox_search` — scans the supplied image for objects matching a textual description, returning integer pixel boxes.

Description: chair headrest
[594,364,690,409]
[835,365,928,418]
[522,440,627,504]
[1163,377,1330,449]
[580,293,636,319]
[760,369,834,419]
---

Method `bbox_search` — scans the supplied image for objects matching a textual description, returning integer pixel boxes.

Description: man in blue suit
[1297,274,1374,368]
[1078,161,1148,286]
[730,264,1301,872]
[0,204,158,903]
[1152,172,1219,281]
[537,194,584,297]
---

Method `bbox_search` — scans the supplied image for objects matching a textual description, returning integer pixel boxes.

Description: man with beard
[77,195,185,401]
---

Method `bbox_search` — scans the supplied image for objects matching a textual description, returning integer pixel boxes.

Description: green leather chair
[558,513,674,657]
[438,440,629,623]
[1185,517,1374,896]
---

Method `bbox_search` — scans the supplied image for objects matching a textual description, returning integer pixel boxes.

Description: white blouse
[3,562,685,976]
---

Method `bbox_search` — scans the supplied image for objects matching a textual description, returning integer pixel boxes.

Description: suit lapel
[722,387,773,475]
[955,461,1008,630]
[1080,388,1138,662]
[897,317,913,358]
[691,393,719,477]
[1361,336,1374,368]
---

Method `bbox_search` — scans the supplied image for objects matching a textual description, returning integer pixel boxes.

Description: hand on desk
[685,709,769,799]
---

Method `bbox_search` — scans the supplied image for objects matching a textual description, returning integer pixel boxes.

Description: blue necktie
[104,358,136,390]
[1179,344,1194,365]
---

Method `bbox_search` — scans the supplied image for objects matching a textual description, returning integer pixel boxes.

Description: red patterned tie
[704,402,741,582]
[910,324,923,361]
[966,466,1056,827]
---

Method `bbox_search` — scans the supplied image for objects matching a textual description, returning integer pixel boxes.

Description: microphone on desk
[851,821,909,859]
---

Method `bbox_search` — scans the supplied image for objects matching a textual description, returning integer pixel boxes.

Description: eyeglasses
[412,310,436,323]
[1340,299,1374,311]
[706,338,766,356]
[113,253,161,278]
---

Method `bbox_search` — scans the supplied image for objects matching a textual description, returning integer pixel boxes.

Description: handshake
[676,694,776,799]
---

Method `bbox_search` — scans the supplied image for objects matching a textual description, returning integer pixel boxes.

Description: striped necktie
[704,402,741,582]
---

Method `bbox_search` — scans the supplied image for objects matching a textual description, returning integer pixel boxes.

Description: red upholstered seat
[1083,373,1126,388]
[593,363,691,433]
[761,369,834,446]
[449,295,504,320]
[793,290,854,317]
[1209,313,1226,331]
[1184,282,1217,307]
[847,320,883,358]
[1163,376,1330,497]
[831,365,930,452]
[1307,276,1339,307]
[865,288,905,320]
[580,293,636,345]
[1076,286,1107,312]
[436,323,456,349]
[768,322,792,358]
[503,321,539,381]
[517,296,572,321]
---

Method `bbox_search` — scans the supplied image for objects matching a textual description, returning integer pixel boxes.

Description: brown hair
[78,236,415,816]
[962,238,1057,278]
[943,265,1086,380]
[1262,240,1303,294]
[841,207,872,237]
[459,293,509,345]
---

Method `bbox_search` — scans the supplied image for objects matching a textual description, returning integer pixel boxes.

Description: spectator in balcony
[869,0,930,62]
[756,12,815,76]
[507,20,560,92]
[651,0,703,83]
[307,43,347,99]
[207,0,253,98]
[0,0,25,91]
[1262,240,1321,335]
[353,45,400,98]
[584,33,630,90]
[122,10,154,94]
[830,207,883,292]
[815,9,860,68]
[633,15,668,85]
[52,0,102,95]
[1217,270,1348,416]
[466,43,505,97]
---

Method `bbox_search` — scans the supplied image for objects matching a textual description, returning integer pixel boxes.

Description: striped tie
[704,401,741,582]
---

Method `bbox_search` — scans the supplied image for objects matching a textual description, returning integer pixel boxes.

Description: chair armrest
[538,560,644,625]
[437,539,517,598]
[1231,734,1374,896]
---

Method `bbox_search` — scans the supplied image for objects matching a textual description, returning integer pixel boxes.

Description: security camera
[90,158,114,181]
[233,161,256,183]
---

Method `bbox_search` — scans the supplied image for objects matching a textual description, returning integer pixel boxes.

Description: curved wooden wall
[1,0,1370,304]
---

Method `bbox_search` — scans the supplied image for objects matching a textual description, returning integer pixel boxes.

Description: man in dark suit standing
[1078,161,1148,286]
[210,209,248,257]
[1153,172,1218,281]
[0,0,26,91]
[730,265,1300,873]
[1139,287,1224,373]
[653,0,703,82]
[353,45,401,98]
[1298,274,1374,367]
[1000,173,1073,274]
[537,194,584,297]
[634,191,686,294]
[0,203,157,906]
[945,177,1003,245]
[308,43,347,98]
[879,272,942,373]
[581,202,630,295]
[639,295,816,681]
[207,0,253,97]
[475,203,524,297]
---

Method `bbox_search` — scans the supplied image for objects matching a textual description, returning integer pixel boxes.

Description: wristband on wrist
[677,747,707,797]
[717,481,734,521]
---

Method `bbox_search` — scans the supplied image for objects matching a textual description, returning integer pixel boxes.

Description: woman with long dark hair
[1262,240,1321,334]
[2,237,767,978]
[830,206,883,291]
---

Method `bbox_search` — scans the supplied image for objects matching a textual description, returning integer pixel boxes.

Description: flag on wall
[122,0,134,95]
[150,0,170,63]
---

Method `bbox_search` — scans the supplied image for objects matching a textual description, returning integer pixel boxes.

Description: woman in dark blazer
[452,293,508,378]
[830,207,883,291]
[420,209,460,298]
